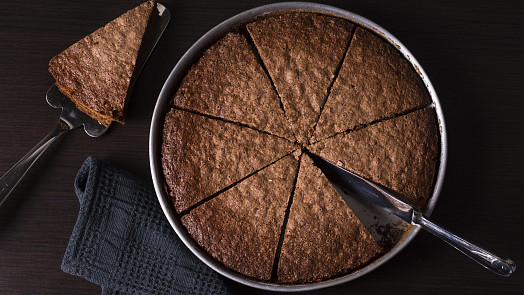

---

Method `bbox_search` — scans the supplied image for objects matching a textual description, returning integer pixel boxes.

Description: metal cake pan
[149,2,448,291]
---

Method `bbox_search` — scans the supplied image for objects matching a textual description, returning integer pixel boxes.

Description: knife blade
[307,151,516,277]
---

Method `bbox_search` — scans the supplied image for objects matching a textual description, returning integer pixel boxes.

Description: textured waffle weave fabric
[62,156,231,295]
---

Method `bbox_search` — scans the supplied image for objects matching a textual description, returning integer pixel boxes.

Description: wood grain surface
[0,0,523,294]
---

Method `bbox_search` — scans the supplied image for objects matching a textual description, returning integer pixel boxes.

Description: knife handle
[0,122,70,207]
[413,211,516,276]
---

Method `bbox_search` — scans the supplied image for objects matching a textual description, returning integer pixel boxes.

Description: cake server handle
[0,121,74,207]
[413,210,516,276]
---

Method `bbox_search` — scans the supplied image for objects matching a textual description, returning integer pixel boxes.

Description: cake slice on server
[172,33,296,142]
[312,27,432,142]
[310,108,440,210]
[181,152,300,280]
[247,12,354,145]
[277,154,382,283]
[161,109,298,213]
[48,0,156,126]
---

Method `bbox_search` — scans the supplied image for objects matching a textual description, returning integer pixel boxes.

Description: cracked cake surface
[161,109,297,213]
[49,0,156,126]
[247,12,354,145]
[161,11,439,284]
[312,27,432,142]
[310,108,439,210]
[172,32,295,141]
[277,155,382,283]
[181,153,300,280]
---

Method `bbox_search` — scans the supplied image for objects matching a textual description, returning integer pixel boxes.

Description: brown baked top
[247,12,354,145]
[278,155,382,283]
[172,32,295,141]
[312,27,432,142]
[161,109,297,213]
[181,153,300,280]
[48,0,155,126]
[310,108,439,210]
[161,10,441,284]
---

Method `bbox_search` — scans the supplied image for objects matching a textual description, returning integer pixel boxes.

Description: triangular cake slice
[312,27,432,142]
[310,108,439,210]
[181,152,300,280]
[172,32,295,141]
[278,155,381,283]
[247,12,354,145]
[161,109,298,213]
[49,0,156,126]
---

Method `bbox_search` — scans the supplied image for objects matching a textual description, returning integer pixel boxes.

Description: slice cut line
[172,32,296,142]
[161,109,298,213]
[181,153,300,280]
[247,12,354,145]
[312,27,432,142]
[309,107,440,210]
[277,154,382,283]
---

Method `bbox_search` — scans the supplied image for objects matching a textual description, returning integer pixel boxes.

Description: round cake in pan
[160,11,439,283]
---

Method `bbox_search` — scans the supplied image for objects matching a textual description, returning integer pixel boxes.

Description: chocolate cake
[161,10,440,284]
[277,155,382,283]
[49,0,156,126]
[161,109,297,213]
[247,12,354,145]
[310,108,440,210]
[172,32,295,141]
[181,153,300,280]
[312,27,432,142]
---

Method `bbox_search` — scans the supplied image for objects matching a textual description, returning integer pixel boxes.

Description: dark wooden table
[1,0,523,294]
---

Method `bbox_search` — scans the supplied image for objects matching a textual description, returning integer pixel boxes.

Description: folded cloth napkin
[62,156,231,295]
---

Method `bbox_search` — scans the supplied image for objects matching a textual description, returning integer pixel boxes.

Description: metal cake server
[0,3,170,207]
[307,152,516,277]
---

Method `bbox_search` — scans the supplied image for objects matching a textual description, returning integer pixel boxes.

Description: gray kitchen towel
[62,156,231,295]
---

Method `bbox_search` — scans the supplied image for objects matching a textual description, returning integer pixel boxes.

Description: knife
[307,152,516,277]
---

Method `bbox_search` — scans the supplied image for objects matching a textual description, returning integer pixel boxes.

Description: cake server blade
[307,152,516,277]
[0,3,170,208]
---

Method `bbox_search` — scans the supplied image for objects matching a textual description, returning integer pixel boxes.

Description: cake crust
[172,32,295,141]
[161,109,297,213]
[247,12,354,145]
[49,0,156,126]
[312,27,432,142]
[277,155,382,283]
[310,108,439,210]
[181,153,300,280]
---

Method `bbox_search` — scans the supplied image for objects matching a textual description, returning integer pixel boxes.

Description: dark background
[1,0,523,294]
